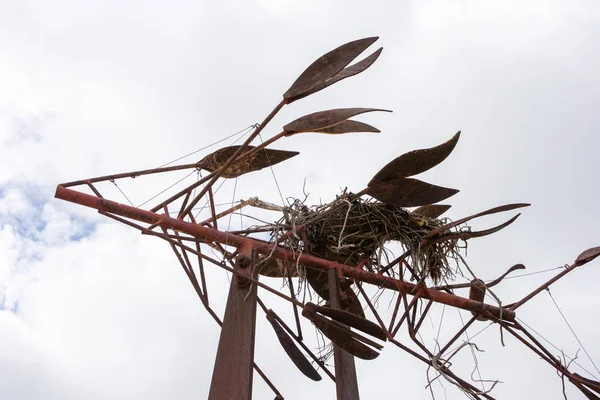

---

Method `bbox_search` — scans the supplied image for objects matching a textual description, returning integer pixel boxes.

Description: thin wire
[193,177,229,220]
[488,266,565,282]
[192,128,252,221]
[137,170,197,207]
[110,179,134,206]
[156,124,257,169]
[457,309,486,393]
[444,322,494,357]
[546,289,600,377]
[516,317,600,381]
[166,200,242,216]
[227,178,238,232]
[258,133,285,206]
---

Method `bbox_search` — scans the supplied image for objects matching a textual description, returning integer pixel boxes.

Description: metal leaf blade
[302,308,379,360]
[304,268,366,318]
[284,37,379,102]
[412,204,452,218]
[369,131,461,185]
[198,145,299,179]
[425,214,521,246]
[283,108,391,134]
[423,203,530,240]
[365,178,459,207]
[318,47,383,90]
[312,304,387,341]
[575,246,600,266]
[343,286,366,319]
[266,312,322,381]
[309,120,381,135]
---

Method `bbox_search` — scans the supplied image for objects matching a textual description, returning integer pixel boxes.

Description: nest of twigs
[276,191,462,284]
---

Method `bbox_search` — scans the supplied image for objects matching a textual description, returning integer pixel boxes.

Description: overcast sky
[1,1,600,399]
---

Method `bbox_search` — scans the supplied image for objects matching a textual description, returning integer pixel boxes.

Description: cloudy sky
[1,1,600,399]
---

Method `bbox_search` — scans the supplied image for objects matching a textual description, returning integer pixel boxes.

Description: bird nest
[275,191,463,284]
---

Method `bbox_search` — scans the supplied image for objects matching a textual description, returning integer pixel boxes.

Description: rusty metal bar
[61,162,203,188]
[508,263,577,310]
[208,253,259,400]
[438,314,478,356]
[182,100,286,216]
[355,283,390,339]
[207,188,218,230]
[200,197,255,226]
[267,305,336,382]
[86,181,104,198]
[413,299,434,335]
[329,268,360,400]
[55,185,516,322]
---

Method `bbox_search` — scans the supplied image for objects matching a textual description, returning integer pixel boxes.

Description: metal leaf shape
[305,267,329,299]
[308,120,381,135]
[311,303,386,341]
[283,108,391,134]
[369,131,461,185]
[283,37,379,102]
[266,311,321,381]
[366,178,459,207]
[575,246,600,266]
[343,286,366,319]
[302,307,379,360]
[424,214,521,246]
[304,268,365,318]
[198,145,299,179]
[321,47,383,89]
[412,204,452,219]
[486,264,526,288]
[423,203,530,240]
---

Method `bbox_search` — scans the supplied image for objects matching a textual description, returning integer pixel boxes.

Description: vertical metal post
[208,252,258,400]
[328,268,360,400]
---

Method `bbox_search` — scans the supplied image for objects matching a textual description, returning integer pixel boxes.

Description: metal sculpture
[54,36,600,399]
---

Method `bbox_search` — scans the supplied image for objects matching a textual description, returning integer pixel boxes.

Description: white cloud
[1,0,599,399]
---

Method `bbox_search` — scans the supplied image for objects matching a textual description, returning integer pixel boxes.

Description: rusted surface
[198,145,299,178]
[424,203,531,240]
[412,204,451,218]
[55,186,516,321]
[423,213,522,246]
[368,131,461,185]
[306,120,380,135]
[303,266,365,318]
[61,161,207,188]
[181,99,286,217]
[572,373,600,394]
[305,266,330,299]
[328,269,361,400]
[432,263,526,291]
[310,303,386,341]
[303,303,379,360]
[266,310,321,381]
[575,246,600,266]
[468,279,488,321]
[283,37,379,102]
[283,108,390,134]
[208,254,258,400]
[324,47,383,89]
[365,177,459,207]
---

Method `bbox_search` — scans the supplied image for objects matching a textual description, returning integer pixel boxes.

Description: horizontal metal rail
[55,184,516,322]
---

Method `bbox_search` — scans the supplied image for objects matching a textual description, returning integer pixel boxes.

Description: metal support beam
[329,268,360,400]
[54,185,516,322]
[208,253,258,400]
